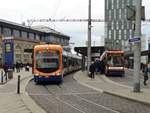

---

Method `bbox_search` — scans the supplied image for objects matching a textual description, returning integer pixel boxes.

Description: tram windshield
[107,54,124,67]
[35,50,59,73]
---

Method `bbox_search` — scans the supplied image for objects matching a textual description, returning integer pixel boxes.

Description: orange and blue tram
[33,44,81,83]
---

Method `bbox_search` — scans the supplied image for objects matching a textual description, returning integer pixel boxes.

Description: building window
[132,0,135,5]
[66,40,69,45]
[116,0,119,9]
[122,0,124,8]
[124,30,127,35]
[21,31,27,38]
[122,21,124,29]
[109,30,111,39]
[16,54,21,59]
[3,28,11,37]
[116,21,119,30]
[24,54,29,58]
[114,9,116,19]
[35,34,40,40]
[124,9,127,19]
[127,21,129,29]
[50,36,55,42]
[29,33,34,40]
[15,44,21,50]
[109,10,111,21]
[114,30,116,40]
[129,29,132,35]
[119,9,122,19]
[13,29,20,37]
[124,30,127,39]
[132,23,135,30]
[124,34,127,40]
[112,0,114,9]
[111,22,114,30]
[121,24,124,30]
[129,34,132,39]
[119,30,121,40]
[0,27,2,36]
[127,0,130,5]
[106,0,109,10]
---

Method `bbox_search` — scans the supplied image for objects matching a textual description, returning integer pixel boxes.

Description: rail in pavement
[73,71,150,105]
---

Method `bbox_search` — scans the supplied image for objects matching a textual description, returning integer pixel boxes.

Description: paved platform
[74,71,150,105]
[0,68,46,113]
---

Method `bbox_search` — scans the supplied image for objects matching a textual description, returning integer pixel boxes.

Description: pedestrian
[16,62,20,73]
[143,64,149,85]
[148,62,150,73]
[3,64,8,74]
[89,62,95,79]
[100,60,105,74]
[25,63,30,71]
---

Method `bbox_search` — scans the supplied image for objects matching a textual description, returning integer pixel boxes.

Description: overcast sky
[0,0,150,47]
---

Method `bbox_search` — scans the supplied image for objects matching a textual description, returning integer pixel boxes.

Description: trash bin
[8,69,13,79]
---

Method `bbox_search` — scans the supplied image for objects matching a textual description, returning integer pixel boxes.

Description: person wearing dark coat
[89,62,95,79]
[143,64,149,85]
[3,65,8,74]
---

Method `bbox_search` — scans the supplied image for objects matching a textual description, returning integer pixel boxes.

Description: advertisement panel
[2,37,14,68]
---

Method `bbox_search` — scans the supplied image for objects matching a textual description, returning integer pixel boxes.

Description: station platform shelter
[74,46,105,70]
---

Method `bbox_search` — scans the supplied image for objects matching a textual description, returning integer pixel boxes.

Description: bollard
[5,72,7,82]
[17,75,20,94]
[1,71,3,83]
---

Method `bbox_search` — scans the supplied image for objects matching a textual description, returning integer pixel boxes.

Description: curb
[101,75,150,106]
[73,73,103,93]
[20,75,47,113]
[100,75,132,89]
[73,72,150,106]
[103,90,150,106]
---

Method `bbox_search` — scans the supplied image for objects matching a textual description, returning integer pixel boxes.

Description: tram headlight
[35,73,39,76]
[56,72,61,76]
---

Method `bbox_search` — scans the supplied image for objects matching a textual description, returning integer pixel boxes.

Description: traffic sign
[129,37,140,43]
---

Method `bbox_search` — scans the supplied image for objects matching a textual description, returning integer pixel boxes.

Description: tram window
[63,57,67,67]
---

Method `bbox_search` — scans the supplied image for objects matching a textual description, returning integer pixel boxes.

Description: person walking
[89,62,95,79]
[148,62,150,73]
[143,64,149,85]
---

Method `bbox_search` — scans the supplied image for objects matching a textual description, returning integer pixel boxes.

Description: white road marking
[28,92,100,96]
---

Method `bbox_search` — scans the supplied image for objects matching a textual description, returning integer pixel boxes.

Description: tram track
[43,84,120,113]
[26,73,150,113]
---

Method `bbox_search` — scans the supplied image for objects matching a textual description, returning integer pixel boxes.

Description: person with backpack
[89,62,95,79]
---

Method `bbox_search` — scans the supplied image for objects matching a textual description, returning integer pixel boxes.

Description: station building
[0,19,70,65]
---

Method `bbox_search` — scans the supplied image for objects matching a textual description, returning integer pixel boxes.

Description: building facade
[105,0,135,50]
[0,19,70,65]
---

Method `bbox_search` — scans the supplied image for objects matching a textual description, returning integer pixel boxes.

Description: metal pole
[87,0,91,75]
[133,0,141,92]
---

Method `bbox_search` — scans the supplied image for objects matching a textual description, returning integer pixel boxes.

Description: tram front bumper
[34,75,62,82]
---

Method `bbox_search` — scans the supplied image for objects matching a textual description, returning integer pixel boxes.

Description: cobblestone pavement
[108,69,150,88]
[26,73,150,113]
